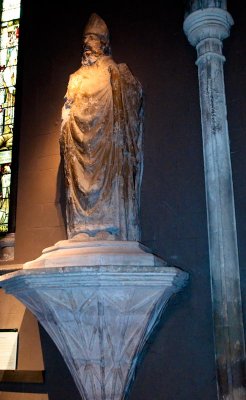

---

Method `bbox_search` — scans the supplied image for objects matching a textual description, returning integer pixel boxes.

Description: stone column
[184,2,246,399]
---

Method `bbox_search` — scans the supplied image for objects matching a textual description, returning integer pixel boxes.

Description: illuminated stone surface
[0,241,188,400]
[60,14,143,241]
[184,2,246,399]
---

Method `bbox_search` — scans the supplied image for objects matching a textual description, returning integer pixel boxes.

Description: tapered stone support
[184,3,246,399]
[0,241,188,400]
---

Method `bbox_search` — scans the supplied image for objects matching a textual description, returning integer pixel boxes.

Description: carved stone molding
[184,8,233,47]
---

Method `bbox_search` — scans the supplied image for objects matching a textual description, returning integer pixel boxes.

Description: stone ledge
[0,264,23,276]
[0,264,188,292]
[23,240,169,269]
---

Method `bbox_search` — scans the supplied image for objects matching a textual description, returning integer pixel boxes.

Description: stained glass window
[0,0,21,232]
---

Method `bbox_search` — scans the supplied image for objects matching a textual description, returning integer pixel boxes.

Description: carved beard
[81,49,103,66]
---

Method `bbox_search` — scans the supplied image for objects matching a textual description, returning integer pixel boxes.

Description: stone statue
[60,13,143,241]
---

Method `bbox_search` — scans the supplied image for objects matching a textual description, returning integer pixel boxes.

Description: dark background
[1,1,246,399]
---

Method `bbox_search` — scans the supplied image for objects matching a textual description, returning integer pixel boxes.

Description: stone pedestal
[0,240,188,400]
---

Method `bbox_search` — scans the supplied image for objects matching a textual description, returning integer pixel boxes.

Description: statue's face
[82,34,102,56]
[81,33,105,66]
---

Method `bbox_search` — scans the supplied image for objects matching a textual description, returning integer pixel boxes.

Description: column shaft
[198,45,246,400]
[184,5,246,399]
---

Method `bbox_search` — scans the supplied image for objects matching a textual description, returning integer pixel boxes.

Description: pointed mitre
[83,13,109,41]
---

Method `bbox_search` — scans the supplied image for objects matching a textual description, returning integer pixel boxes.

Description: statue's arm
[116,63,144,201]
[61,96,72,129]
[61,76,74,130]
[108,63,124,129]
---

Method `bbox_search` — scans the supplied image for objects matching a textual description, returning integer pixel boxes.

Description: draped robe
[60,55,143,240]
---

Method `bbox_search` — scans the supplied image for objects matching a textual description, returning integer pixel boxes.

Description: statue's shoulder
[69,67,82,79]
[66,67,84,91]
[105,60,133,76]
[100,58,135,81]
[117,63,130,74]
[101,56,117,70]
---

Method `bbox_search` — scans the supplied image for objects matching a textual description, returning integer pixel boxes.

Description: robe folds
[60,55,143,240]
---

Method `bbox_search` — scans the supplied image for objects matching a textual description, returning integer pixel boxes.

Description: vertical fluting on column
[184,2,246,399]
